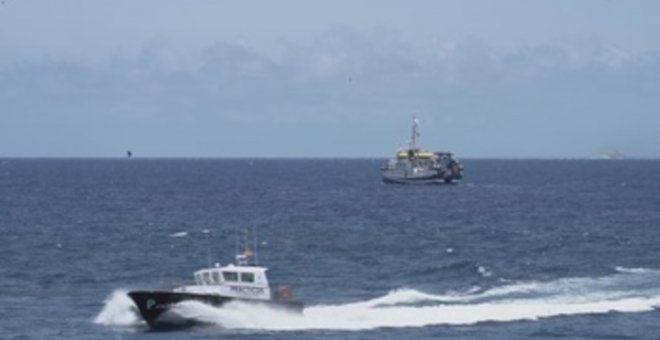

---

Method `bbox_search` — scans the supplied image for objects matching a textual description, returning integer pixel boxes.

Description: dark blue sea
[2,159,660,339]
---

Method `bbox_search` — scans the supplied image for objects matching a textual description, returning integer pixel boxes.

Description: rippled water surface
[2,159,660,339]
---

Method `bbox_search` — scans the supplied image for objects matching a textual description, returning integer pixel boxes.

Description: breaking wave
[96,267,660,331]
[94,290,143,327]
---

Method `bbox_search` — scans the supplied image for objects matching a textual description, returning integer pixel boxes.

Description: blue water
[2,159,660,339]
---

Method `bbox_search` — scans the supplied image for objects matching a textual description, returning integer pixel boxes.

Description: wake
[94,290,144,327]
[95,267,660,331]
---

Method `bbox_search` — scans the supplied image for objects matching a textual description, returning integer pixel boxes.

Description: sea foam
[94,290,143,327]
[96,267,660,331]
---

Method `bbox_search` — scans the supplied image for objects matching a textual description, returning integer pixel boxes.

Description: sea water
[2,159,660,339]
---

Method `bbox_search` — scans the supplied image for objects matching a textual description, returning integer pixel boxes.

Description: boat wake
[94,290,144,327]
[96,267,660,331]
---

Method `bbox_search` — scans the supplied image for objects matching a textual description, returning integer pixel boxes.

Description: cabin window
[240,272,255,283]
[222,271,238,282]
[202,272,212,285]
[194,273,203,285]
[212,271,221,284]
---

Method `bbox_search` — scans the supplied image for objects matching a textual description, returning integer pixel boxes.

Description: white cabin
[173,257,272,301]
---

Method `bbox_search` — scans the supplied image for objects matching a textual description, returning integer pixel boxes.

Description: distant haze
[1,0,659,158]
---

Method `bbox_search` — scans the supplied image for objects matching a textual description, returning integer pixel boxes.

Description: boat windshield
[212,271,221,283]
[202,271,212,285]
[222,271,238,282]
[240,272,255,283]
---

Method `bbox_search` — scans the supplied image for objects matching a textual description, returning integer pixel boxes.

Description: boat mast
[206,234,211,268]
[409,114,420,150]
[253,226,258,265]
[235,229,238,258]
[234,227,258,266]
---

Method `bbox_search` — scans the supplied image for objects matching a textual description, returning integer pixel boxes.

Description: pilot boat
[382,115,463,184]
[128,246,303,329]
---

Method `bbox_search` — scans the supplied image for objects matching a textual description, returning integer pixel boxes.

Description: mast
[409,114,420,150]
[253,226,258,265]
[235,227,257,266]
[206,234,211,268]
[235,228,239,261]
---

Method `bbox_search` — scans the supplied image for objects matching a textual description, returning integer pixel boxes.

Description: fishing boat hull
[381,168,461,185]
[128,291,304,329]
[382,174,456,185]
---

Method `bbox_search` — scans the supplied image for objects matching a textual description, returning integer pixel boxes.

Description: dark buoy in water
[126,150,133,158]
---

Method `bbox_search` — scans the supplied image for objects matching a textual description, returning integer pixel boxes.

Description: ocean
[2,158,660,339]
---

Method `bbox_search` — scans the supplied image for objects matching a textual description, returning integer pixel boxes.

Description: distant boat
[126,150,132,158]
[127,235,303,329]
[601,152,626,160]
[381,115,463,184]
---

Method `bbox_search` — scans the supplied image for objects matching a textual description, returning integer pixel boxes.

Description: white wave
[170,300,305,329]
[167,295,660,332]
[477,265,492,278]
[315,288,455,310]
[94,290,143,326]
[615,266,651,274]
[169,231,188,238]
[452,267,660,303]
[96,268,660,331]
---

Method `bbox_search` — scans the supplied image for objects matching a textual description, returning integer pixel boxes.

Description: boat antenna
[206,239,211,268]
[410,114,420,150]
[253,225,258,265]
[234,227,255,266]
[202,228,212,268]
[235,228,239,262]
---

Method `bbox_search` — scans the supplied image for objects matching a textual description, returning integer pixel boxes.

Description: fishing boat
[382,115,463,184]
[128,240,303,329]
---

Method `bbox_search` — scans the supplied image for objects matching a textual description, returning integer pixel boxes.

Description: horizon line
[1,156,658,161]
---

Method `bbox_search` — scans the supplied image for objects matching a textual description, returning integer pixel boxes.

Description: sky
[1,0,659,158]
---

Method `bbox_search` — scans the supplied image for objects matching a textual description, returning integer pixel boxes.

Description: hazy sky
[1,0,659,158]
